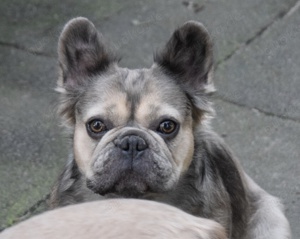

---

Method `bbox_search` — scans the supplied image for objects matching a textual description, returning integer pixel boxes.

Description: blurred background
[0,0,299,236]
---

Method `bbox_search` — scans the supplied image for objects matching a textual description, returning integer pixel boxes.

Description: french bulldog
[50,17,291,239]
[0,199,226,239]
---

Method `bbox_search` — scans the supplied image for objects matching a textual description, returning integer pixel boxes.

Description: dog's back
[0,199,226,239]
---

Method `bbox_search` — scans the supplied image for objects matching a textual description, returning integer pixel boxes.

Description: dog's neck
[160,129,250,239]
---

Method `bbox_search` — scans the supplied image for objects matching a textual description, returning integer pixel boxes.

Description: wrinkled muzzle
[86,128,179,197]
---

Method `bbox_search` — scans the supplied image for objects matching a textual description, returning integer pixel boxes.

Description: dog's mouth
[86,170,153,198]
[86,144,177,198]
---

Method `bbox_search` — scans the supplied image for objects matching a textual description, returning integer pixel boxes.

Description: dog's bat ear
[155,21,215,115]
[58,17,116,88]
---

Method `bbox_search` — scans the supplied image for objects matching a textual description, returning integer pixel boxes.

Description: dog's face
[73,68,195,196]
[57,18,214,197]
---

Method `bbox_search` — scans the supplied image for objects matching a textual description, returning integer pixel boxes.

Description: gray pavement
[0,0,299,236]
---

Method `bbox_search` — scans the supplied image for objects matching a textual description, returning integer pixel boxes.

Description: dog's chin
[112,174,150,198]
[87,173,154,198]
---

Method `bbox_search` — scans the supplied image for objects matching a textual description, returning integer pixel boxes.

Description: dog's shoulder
[196,130,291,239]
[196,129,249,202]
[192,129,250,238]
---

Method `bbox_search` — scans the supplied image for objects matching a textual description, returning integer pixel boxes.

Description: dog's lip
[96,183,151,198]
[88,170,149,195]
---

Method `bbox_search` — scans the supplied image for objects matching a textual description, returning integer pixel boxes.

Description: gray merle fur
[50,18,291,239]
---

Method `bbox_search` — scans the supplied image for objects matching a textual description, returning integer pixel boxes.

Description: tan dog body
[0,199,226,239]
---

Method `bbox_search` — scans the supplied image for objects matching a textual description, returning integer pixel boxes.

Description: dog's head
[57,17,214,197]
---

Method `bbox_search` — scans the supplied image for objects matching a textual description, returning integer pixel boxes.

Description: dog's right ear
[155,21,214,121]
[57,17,116,89]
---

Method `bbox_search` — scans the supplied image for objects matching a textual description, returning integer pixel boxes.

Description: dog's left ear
[56,17,117,126]
[58,17,116,89]
[155,21,214,117]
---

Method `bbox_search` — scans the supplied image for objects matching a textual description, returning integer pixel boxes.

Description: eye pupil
[89,120,105,133]
[92,121,101,130]
[159,120,176,134]
[164,122,172,130]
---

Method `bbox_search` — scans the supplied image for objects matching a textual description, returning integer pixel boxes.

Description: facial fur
[56,17,214,197]
[73,67,196,196]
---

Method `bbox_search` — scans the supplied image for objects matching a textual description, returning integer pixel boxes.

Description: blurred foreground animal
[50,17,291,239]
[0,199,226,239]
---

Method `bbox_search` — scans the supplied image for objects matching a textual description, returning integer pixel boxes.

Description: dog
[50,17,291,239]
[0,199,226,239]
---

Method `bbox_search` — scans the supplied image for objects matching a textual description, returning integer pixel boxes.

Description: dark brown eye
[88,119,106,134]
[158,120,177,134]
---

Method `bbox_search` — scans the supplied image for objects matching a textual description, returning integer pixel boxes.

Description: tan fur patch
[73,123,96,178]
[170,120,194,173]
[83,91,129,126]
[136,101,183,127]
[136,94,194,173]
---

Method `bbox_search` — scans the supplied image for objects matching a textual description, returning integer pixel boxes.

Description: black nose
[117,135,148,159]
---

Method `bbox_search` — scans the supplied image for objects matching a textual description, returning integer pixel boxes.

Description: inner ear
[154,21,214,94]
[58,17,117,88]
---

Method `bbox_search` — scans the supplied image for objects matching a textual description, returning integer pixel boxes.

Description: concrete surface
[0,0,299,236]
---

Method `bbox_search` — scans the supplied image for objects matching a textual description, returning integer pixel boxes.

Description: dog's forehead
[79,66,189,123]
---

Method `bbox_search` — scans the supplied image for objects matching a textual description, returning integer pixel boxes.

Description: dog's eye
[158,120,177,134]
[88,119,106,134]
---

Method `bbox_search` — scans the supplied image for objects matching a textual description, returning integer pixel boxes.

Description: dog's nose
[118,135,148,158]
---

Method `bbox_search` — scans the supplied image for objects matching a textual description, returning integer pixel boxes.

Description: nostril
[137,138,147,151]
[120,137,130,151]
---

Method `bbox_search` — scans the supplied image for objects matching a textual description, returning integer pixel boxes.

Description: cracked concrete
[214,1,300,120]
[214,94,300,123]
[215,1,298,67]
[0,41,55,58]
[0,0,299,237]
